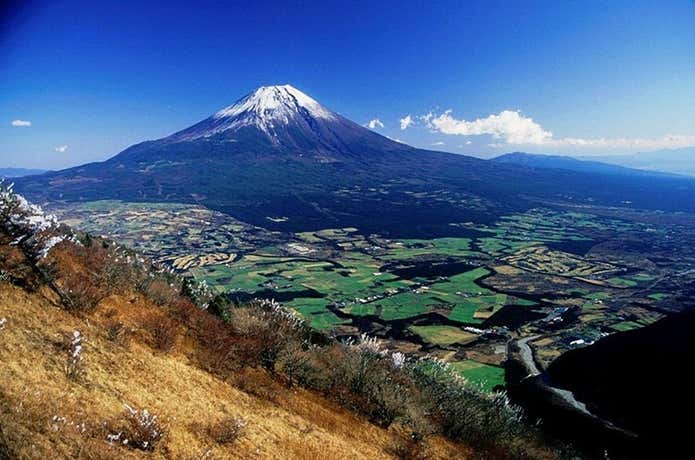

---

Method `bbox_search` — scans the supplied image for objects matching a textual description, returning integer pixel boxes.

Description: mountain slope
[112,84,413,168]
[1,282,421,460]
[581,147,695,177]
[14,86,695,236]
[162,84,410,159]
[493,152,677,177]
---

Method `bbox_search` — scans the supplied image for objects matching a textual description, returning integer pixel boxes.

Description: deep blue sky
[2,0,695,169]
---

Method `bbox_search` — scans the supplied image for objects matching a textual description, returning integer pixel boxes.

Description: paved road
[513,335,635,434]
[515,335,595,417]
[516,334,542,378]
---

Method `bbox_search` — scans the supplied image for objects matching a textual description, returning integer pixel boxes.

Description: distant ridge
[492,152,678,177]
[0,167,48,178]
[579,146,695,177]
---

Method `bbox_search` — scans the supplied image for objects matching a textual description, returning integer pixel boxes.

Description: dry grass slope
[0,283,470,459]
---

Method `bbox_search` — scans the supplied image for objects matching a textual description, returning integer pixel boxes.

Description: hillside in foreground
[0,184,559,459]
[1,283,423,460]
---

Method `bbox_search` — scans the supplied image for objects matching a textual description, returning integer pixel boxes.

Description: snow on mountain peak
[171,85,338,142]
[214,84,336,122]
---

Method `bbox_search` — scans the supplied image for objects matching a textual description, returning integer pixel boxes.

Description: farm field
[409,325,478,346]
[449,360,506,392]
[49,201,695,391]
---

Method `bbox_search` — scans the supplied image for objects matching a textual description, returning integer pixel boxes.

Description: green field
[583,291,611,301]
[450,360,505,392]
[607,277,638,288]
[629,273,656,282]
[515,298,537,306]
[382,237,477,260]
[372,292,436,320]
[307,312,351,330]
[409,325,478,346]
[648,292,669,301]
[610,320,643,332]
[355,267,508,324]
[194,251,507,327]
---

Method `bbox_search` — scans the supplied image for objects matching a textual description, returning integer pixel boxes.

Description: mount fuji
[118,84,414,164]
[15,85,695,236]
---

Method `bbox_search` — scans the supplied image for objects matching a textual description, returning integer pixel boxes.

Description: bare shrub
[195,330,245,377]
[50,239,155,311]
[106,404,165,451]
[409,358,527,451]
[167,298,250,376]
[104,319,127,345]
[85,243,152,296]
[144,279,178,306]
[61,272,103,311]
[230,300,308,371]
[0,244,36,287]
[205,416,247,445]
[275,341,312,388]
[310,337,412,427]
[169,297,198,325]
[388,433,429,460]
[182,278,215,310]
[228,307,274,365]
[141,312,178,353]
[53,243,112,311]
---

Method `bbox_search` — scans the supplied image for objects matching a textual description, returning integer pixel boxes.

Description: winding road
[514,335,607,419]
[513,335,638,439]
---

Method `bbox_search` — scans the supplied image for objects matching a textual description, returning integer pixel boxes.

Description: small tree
[206,416,247,444]
[107,405,165,451]
[64,330,85,380]
[275,341,312,387]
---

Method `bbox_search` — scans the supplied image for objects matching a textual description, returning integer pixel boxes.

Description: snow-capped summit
[214,85,336,122]
[163,84,411,157]
[169,84,338,143]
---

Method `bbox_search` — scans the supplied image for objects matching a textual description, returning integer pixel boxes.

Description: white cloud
[399,114,414,130]
[425,109,695,151]
[431,141,445,146]
[366,118,384,129]
[11,119,31,127]
[427,110,551,144]
[54,145,68,153]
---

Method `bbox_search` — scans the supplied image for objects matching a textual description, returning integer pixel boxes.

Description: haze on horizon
[1,0,694,170]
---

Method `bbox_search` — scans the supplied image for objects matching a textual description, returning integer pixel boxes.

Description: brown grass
[202,416,247,445]
[103,318,129,346]
[140,310,179,353]
[0,282,473,459]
